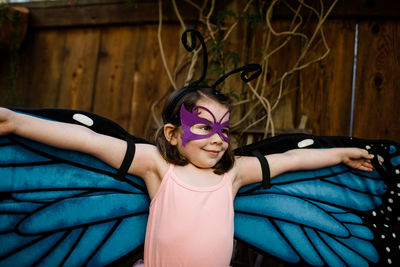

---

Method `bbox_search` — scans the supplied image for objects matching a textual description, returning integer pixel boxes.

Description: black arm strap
[251,150,271,189]
[115,136,136,181]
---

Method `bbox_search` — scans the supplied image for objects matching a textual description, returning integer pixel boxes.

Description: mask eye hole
[221,128,229,136]
[191,124,212,134]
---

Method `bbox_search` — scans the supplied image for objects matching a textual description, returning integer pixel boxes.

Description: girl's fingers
[362,160,374,171]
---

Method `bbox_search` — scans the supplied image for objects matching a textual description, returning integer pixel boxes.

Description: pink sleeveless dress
[143,164,234,267]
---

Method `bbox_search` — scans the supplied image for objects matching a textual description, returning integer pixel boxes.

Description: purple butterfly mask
[180,104,230,147]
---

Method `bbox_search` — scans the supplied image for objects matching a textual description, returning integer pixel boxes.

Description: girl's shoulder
[229,155,252,177]
[229,155,264,194]
[227,156,244,189]
[130,144,169,180]
[130,144,169,199]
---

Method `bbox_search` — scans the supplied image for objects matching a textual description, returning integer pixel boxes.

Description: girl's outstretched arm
[0,107,128,169]
[0,107,164,186]
[235,147,374,188]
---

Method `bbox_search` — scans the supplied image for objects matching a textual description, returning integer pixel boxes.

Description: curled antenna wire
[168,28,262,111]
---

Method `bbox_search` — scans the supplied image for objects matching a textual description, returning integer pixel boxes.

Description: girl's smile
[203,148,221,157]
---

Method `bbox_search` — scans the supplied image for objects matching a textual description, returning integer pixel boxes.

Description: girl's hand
[0,107,15,136]
[342,148,375,172]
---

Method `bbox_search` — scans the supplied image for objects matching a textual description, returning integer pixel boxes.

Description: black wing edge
[234,133,398,157]
[9,107,150,145]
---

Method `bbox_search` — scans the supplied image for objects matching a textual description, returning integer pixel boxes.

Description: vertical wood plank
[129,25,180,138]
[25,29,66,108]
[353,20,400,143]
[0,52,27,106]
[298,20,356,136]
[14,34,32,107]
[56,28,101,110]
[92,26,139,130]
[265,20,301,131]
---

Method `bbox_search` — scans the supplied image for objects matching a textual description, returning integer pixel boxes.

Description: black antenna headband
[181,28,208,88]
[163,28,262,123]
[182,28,261,88]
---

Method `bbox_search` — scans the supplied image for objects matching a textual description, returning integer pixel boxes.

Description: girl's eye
[191,124,212,134]
[201,125,212,131]
[222,128,229,135]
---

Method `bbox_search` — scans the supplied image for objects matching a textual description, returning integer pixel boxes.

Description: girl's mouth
[204,149,220,156]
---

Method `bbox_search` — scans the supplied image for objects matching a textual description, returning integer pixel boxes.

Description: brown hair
[154,87,235,174]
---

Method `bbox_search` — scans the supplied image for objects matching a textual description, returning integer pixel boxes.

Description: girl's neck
[173,163,224,188]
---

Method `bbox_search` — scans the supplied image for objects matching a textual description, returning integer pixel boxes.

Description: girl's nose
[210,132,224,144]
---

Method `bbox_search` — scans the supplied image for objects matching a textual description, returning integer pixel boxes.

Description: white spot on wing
[73,113,94,127]
[298,139,314,148]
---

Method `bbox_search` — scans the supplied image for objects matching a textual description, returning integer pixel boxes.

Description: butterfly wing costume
[0,108,150,266]
[1,29,400,266]
[234,135,400,266]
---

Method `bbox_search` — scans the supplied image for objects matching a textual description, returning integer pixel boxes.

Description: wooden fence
[0,1,399,266]
[1,0,399,146]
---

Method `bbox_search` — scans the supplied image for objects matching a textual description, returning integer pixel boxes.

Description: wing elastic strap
[252,150,271,189]
[116,136,135,181]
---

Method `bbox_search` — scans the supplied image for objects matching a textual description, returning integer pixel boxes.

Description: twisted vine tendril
[156,0,338,139]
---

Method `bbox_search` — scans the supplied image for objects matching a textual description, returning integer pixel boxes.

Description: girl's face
[176,97,230,169]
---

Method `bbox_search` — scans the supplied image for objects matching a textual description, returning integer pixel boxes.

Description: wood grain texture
[128,25,180,138]
[0,2,398,143]
[264,20,301,131]
[25,30,66,108]
[57,28,100,110]
[11,0,400,28]
[92,26,139,130]
[24,1,208,28]
[298,20,356,136]
[353,20,400,143]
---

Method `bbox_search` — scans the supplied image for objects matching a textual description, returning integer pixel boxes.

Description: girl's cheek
[223,142,229,151]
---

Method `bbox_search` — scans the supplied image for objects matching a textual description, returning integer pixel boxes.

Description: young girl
[0,86,374,266]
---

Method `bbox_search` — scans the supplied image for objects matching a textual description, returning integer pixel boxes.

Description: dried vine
[155,0,338,140]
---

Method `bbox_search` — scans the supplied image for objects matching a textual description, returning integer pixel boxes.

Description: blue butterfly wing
[234,135,400,266]
[0,109,150,266]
